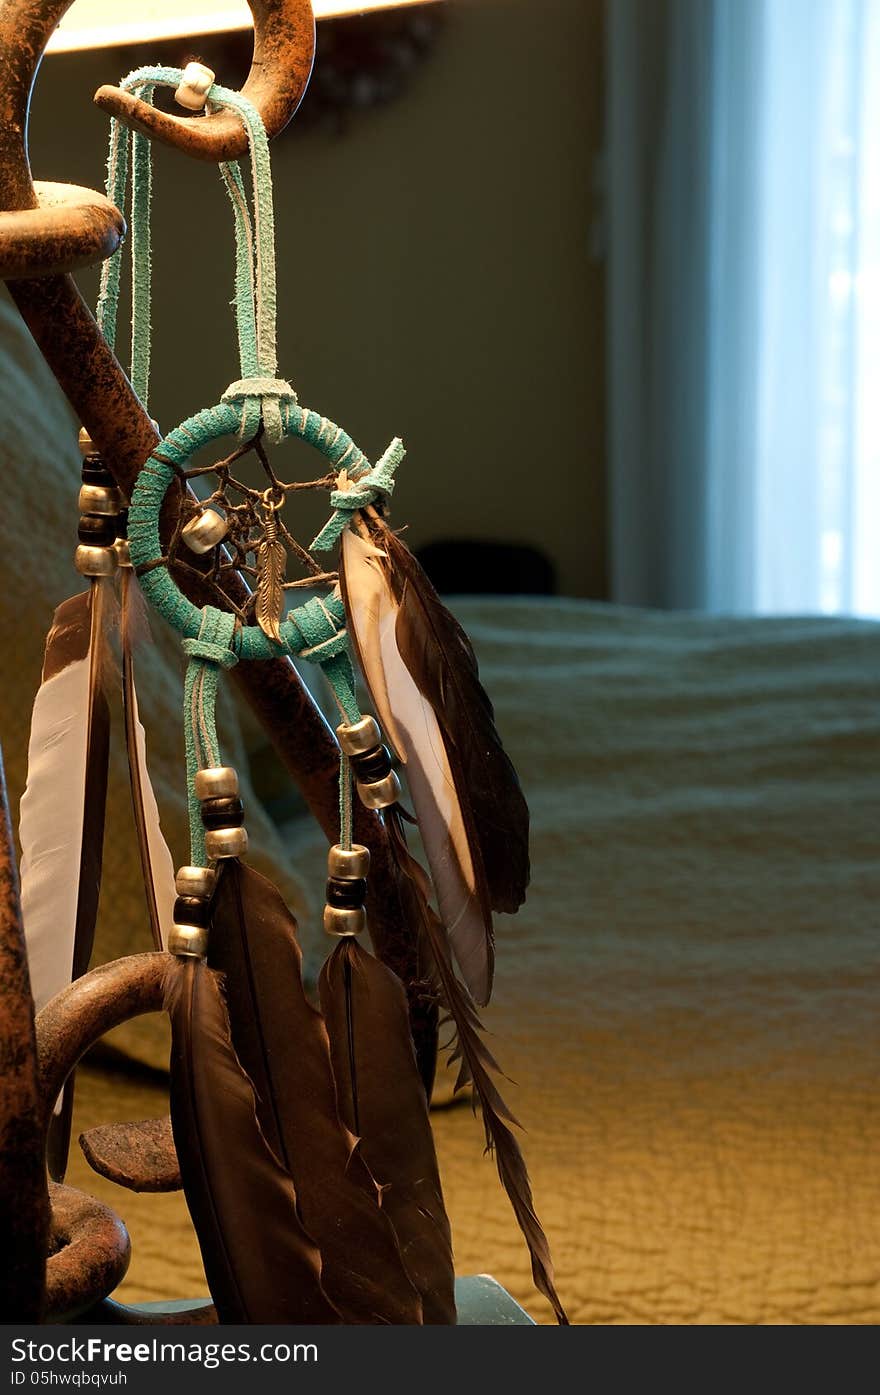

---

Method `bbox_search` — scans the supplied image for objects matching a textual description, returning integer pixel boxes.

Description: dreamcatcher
[17,62,567,1326]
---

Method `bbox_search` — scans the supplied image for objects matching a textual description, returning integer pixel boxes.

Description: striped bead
[326,876,367,909]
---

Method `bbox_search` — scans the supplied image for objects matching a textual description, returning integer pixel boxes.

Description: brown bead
[172,896,210,927]
[350,744,392,783]
[326,876,367,909]
[200,796,245,830]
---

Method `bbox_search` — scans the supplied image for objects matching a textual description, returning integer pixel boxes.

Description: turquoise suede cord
[309,435,407,553]
[97,67,296,439]
[182,608,239,864]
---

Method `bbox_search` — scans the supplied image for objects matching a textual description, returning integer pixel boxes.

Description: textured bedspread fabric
[278,598,880,1325]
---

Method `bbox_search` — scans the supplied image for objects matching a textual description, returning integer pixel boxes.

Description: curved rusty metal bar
[35,954,216,1325]
[0,181,124,279]
[95,0,316,162]
[35,954,169,1128]
[44,1184,131,1323]
[0,744,48,1322]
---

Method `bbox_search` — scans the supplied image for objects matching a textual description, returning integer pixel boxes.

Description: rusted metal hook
[0,183,124,280]
[95,0,316,163]
[0,1,315,278]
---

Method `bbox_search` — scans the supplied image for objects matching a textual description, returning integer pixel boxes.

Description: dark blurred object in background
[415,539,556,596]
[126,5,447,136]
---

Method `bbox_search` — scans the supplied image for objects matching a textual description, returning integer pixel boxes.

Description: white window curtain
[607,0,880,615]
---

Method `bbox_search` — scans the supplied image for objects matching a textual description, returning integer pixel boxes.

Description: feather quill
[385,808,568,1324]
[340,522,530,1004]
[165,956,342,1324]
[209,861,423,1323]
[19,584,111,1179]
[319,935,456,1324]
[120,570,176,950]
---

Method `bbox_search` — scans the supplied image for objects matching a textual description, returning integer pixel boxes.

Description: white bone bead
[205,826,248,860]
[175,865,217,899]
[323,905,367,938]
[194,767,239,801]
[74,544,117,577]
[174,62,216,112]
[182,507,228,554]
[168,923,209,958]
[79,483,122,516]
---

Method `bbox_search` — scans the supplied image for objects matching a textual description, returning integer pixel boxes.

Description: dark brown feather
[340,518,529,1006]
[319,936,456,1324]
[340,529,493,1003]
[43,584,111,1180]
[386,809,568,1324]
[165,956,341,1324]
[209,861,423,1324]
[377,519,530,916]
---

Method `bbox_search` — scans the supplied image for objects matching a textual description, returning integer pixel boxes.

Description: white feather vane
[19,585,110,1016]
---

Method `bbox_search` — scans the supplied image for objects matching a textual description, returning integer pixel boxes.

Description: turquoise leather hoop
[127,398,370,663]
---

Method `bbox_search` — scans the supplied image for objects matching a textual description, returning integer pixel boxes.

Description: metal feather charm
[255,506,286,644]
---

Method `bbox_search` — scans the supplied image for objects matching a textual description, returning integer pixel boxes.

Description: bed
[2,291,879,1326]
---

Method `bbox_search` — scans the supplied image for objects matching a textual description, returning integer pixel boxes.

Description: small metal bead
[181,508,228,555]
[175,865,217,899]
[200,797,245,830]
[337,715,382,756]
[323,904,367,938]
[78,483,122,517]
[168,923,209,959]
[327,843,371,879]
[194,767,239,800]
[326,877,367,909]
[78,515,118,546]
[74,544,117,577]
[357,770,402,810]
[350,744,393,784]
[173,896,210,928]
[204,826,249,860]
[114,538,132,568]
[174,61,216,111]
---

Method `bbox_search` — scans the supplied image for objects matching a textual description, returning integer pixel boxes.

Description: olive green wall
[28,0,605,596]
